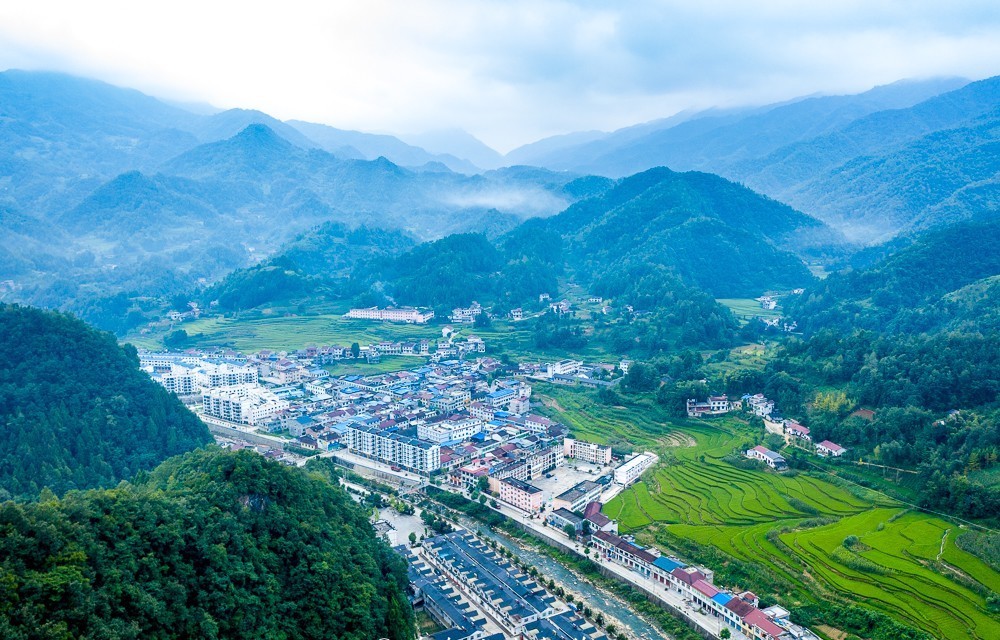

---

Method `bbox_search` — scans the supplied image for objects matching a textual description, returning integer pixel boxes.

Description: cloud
[0,1,998,152]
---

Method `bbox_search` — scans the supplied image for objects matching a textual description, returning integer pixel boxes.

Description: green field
[536,385,1000,640]
[717,298,783,322]
[125,312,622,363]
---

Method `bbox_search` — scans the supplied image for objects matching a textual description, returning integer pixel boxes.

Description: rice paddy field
[536,385,1000,640]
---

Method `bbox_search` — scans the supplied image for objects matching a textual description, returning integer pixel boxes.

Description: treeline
[0,450,414,640]
[0,304,211,500]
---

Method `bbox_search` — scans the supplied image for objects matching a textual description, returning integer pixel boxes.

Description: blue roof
[712,593,733,606]
[295,416,315,425]
[653,556,684,573]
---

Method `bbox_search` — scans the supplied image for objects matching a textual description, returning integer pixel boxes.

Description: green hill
[0,304,211,499]
[0,449,414,640]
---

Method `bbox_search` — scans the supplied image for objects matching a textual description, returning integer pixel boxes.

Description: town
[139,334,827,640]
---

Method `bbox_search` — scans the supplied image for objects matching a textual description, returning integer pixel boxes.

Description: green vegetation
[0,304,211,500]
[0,449,414,640]
[536,385,1000,640]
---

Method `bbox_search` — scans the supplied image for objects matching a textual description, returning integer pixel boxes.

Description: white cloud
[0,0,998,152]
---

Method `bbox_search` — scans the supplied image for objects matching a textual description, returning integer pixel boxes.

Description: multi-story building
[344,306,435,323]
[547,359,582,377]
[156,363,199,395]
[417,417,483,444]
[614,452,657,486]
[344,424,441,474]
[686,395,731,417]
[553,480,604,512]
[563,437,612,465]
[199,362,258,388]
[499,478,543,513]
[202,384,289,426]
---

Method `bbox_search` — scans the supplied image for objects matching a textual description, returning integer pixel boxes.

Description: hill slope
[0,304,211,499]
[0,449,414,640]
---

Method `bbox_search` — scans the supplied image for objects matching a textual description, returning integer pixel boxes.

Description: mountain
[400,129,504,170]
[785,217,1000,335]
[523,167,838,298]
[288,120,480,172]
[504,77,968,176]
[0,304,211,499]
[0,449,414,640]
[201,222,416,312]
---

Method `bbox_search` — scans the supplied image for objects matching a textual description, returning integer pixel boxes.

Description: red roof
[693,579,719,598]
[745,609,786,638]
[818,440,845,452]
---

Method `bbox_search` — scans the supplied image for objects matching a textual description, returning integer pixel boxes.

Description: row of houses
[421,531,606,640]
[345,306,435,323]
[589,531,817,640]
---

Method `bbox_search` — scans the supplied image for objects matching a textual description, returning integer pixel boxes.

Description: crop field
[536,385,1000,640]
[124,311,619,362]
[717,297,783,321]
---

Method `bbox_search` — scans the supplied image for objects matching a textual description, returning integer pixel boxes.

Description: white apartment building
[156,364,199,395]
[198,362,258,388]
[344,306,435,323]
[547,359,582,377]
[344,424,441,474]
[202,384,289,426]
[563,437,612,465]
[614,452,658,487]
[417,417,483,444]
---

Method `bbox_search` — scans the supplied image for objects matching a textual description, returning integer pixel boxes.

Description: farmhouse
[816,440,847,457]
[686,395,730,417]
[784,419,811,442]
[746,445,788,470]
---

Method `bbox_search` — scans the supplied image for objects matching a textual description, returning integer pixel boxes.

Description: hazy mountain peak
[400,128,503,169]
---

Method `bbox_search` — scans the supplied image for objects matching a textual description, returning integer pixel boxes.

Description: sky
[1,1,999,153]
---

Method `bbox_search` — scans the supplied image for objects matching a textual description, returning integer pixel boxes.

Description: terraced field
[536,386,1000,640]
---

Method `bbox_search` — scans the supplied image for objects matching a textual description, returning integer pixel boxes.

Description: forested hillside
[0,449,414,640]
[720,220,1000,519]
[0,305,211,499]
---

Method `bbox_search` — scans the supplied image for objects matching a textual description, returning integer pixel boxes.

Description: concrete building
[553,480,604,512]
[418,417,483,444]
[345,306,434,323]
[344,424,441,474]
[499,478,544,513]
[614,452,657,487]
[563,437,612,465]
[202,384,289,426]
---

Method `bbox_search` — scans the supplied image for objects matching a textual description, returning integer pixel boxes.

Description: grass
[535,384,1000,640]
[717,298,783,322]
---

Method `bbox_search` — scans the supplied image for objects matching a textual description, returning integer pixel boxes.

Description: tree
[351,342,361,358]
[563,523,577,539]
[408,531,417,547]
[720,628,731,639]
[163,328,189,348]
[596,613,605,627]
[477,475,490,493]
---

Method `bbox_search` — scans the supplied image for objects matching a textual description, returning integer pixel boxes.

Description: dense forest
[0,304,211,499]
[0,449,414,640]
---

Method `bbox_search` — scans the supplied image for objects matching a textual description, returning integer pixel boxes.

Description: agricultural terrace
[535,385,1000,640]
[126,312,612,362]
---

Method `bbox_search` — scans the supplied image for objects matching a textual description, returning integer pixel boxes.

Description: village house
[746,445,788,470]
[816,440,847,457]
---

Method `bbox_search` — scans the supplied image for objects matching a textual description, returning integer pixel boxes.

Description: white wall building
[344,425,441,474]
[564,437,613,465]
[344,306,435,323]
[202,384,289,426]
[614,452,658,487]
[417,417,483,444]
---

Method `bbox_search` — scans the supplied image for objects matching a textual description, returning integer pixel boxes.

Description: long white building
[563,437,612,465]
[344,306,435,323]
[198,362,258,388]
[344,424,441,474]
[417,417,483,444]
[202,384,289,426]
[614,452,658,486]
